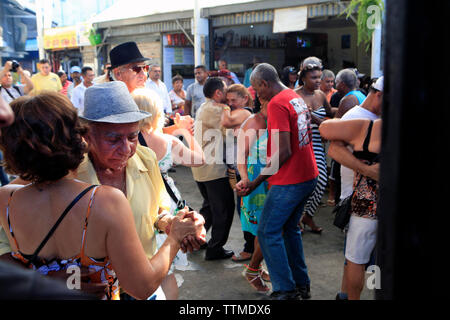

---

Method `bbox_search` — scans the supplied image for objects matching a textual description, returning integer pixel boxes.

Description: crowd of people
[0,41,382,301]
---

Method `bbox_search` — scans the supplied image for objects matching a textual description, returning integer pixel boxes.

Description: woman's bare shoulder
[241,114,265,132]
[0,184,26,206]
[89,186,130,221]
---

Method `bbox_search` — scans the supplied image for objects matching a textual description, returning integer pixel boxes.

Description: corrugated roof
[91,0,259,24]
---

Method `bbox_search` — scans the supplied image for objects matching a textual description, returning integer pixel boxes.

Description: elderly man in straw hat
[0,82,205,299]
[77,81,206,299]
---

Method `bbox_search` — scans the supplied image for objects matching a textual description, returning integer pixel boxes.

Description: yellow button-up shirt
[0,145,171,259]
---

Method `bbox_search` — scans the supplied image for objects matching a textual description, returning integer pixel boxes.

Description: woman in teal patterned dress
[236,102,271,293]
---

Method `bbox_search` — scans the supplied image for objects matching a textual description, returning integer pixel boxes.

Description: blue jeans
[257,178,317,292]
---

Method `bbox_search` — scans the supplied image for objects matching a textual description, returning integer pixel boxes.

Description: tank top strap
[6,190,20,251]
[80,186,100,258]
[240,114,252,130]
[363,120,374,153]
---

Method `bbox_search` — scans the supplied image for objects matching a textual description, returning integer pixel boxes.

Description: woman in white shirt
[169,75,186,116]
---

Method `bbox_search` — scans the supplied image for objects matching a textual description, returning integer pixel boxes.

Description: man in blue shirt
[334,68,366,118]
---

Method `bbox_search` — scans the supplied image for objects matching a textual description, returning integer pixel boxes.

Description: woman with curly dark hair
[0,92,203,300]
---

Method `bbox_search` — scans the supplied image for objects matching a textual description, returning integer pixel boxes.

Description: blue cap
[70,66,81,73]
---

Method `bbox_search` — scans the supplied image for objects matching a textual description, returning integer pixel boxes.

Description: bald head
[250,63,280,85]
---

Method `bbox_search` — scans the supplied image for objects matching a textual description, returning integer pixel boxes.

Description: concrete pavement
[169,165,375,300]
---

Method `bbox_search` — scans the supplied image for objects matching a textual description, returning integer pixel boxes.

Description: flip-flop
[232,251,252,262]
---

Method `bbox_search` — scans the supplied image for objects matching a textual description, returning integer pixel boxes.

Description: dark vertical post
[377,0,449,299]
[208,18,214,71]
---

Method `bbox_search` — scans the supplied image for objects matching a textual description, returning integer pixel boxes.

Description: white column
[371,25,383,78]
[370,0,385,78]
[35,0,53,60]
[35,0,45,60]
[193,0,208,66]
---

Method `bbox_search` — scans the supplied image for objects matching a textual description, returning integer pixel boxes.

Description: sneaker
[268,290,300,300]
[296,284,311,300]
[335,292,348,300]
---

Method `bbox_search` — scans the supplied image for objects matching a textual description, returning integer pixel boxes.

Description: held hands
[167,207,206,253]
[235,178,254,197]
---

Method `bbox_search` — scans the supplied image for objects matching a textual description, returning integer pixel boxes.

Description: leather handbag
[332,175,363,230]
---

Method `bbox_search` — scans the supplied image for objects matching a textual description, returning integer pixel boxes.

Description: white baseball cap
[372,76,384,92]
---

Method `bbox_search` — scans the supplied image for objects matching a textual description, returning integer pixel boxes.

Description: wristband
[223,106,231,111]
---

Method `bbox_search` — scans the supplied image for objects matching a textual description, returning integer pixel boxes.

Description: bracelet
[154,211,169,233]
[223,106,231,111]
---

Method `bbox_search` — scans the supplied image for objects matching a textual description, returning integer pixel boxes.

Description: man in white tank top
[339,76,384,200]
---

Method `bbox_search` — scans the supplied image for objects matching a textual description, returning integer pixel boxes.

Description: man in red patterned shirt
[236,63,318,300]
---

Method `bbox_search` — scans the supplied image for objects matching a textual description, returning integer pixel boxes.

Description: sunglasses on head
[302,63,323,71]
[130,65,150,73]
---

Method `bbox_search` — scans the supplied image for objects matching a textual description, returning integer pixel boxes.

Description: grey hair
[111,68,120,81]
[149,63,160,70]
[336,69,357,89]
[321,69,335,80]
[250,63,280,84]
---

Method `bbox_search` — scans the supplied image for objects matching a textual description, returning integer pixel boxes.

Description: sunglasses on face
[129,65,150,74]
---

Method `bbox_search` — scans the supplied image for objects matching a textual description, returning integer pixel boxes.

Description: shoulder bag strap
[140,131,188,211]
[27,185,97,266]
[138,132,147,147]
[13,86,22,96]
[161,172,186,210]
[0,85,16,100]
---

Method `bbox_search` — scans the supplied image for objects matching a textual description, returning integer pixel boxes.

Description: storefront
[162,32,195,90]
[204,1,372,83]
[42,22,100,74]
[94,12,199,90]
[92,0,376,89]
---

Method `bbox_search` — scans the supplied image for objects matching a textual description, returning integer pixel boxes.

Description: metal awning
[308,1,349,18]
[210,1,351,27]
